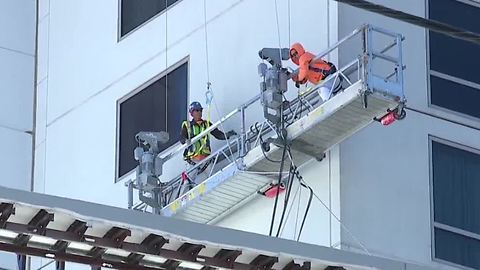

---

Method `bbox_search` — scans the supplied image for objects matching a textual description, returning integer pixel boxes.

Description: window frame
[115,56,189,183]
[428,135,480,270]
[425,0,480,122]
[117,0,184,41]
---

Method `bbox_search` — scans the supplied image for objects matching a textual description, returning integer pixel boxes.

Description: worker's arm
[298,53,313,83]
[179,123,189,144]
[209,122,236,140]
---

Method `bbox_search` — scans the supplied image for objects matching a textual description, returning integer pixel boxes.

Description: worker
[289,42,338,101]
[180,101,236,183]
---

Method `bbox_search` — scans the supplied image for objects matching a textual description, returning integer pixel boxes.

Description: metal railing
[129,24,405,213]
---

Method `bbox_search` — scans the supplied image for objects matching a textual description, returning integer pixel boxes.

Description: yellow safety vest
[182,120,211,159]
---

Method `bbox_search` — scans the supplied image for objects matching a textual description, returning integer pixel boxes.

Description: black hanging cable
[295,169,313,241]
[275,161,295,237]
[268,131,288,237]
[333,0,480,45]
[297,183,313,241]
[253,123,282,163]
[284,146,313,241]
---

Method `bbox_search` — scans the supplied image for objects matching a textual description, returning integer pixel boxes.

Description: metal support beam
[163,259,181,269]
[14,234,31,247]
[140,233,168,254]
[102,227,131,248]
[249,255,278,269]
[0,219,285,270]
[125,233,169,264]
[0,203,14,228]
[125,253,144,265]
[324,267,345,270]
[177,243,205,260]
[2,242,163,270]
[53,220,88,252]
[283,261,311,270]
[211,249,242,269]
[163,243,205,269]
[87,247,106,258]
[87,227,131,258]
[28,209,54,235]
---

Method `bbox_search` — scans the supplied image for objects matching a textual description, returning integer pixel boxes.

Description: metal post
[17,254,27,270]
[366,26,374,89]
[127,181,133,210]
[240,107,246,157]
[55,261,65,270]
[153,190,162,215]
[396,34,404,99]
[360,27,367,84]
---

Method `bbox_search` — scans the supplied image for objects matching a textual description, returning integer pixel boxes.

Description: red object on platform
[263,185,286,198]
[380,112,396,126]
[181,172,188,183]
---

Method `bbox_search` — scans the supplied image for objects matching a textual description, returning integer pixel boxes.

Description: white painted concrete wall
[0,0,36,268]
[36,0,338,209]
[32,0,340,268]
[0,0,35,192]
[337,1,479,269]
[217,148,341,247]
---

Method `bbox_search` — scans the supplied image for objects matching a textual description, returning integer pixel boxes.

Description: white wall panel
[0,50,34,132]
[0,128,32,191]
[0,0,36,55]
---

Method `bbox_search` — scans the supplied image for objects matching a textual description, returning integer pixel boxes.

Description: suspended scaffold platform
[128,25,407,225]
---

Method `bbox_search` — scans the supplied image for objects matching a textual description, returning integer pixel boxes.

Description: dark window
[120,0,179,37]
[430,75,480,119]
[117,62,187,179]
[429,0,480,33]
[430,32,480,85]
[435,228,480,269]
[428,0,480,118]
[431,139,480,269]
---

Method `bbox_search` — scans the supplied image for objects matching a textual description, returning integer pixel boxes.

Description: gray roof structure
[0,185,434,270]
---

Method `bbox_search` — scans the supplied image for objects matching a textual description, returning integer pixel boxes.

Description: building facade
[1,0,479,269]
[0,0,37,267]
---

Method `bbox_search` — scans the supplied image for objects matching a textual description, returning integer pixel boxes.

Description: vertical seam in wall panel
[328,150,332,247]
[327,0,330,61]
[327,0,331,245]
[31,0,40,193]
[42,0,52,196]
[27,3,40,269]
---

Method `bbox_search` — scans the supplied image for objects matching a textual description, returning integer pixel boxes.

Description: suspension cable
[333,0,480,45]
[202,0,236,163]
[285,149,372,255]
[310,185,371,255]
[273,0,284,61]
[165,0,169,131]
[276,162,296,237]
[203,0,210,85]
[288,0,291,46]
[268,140,289,236]
[278,181,301,237]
